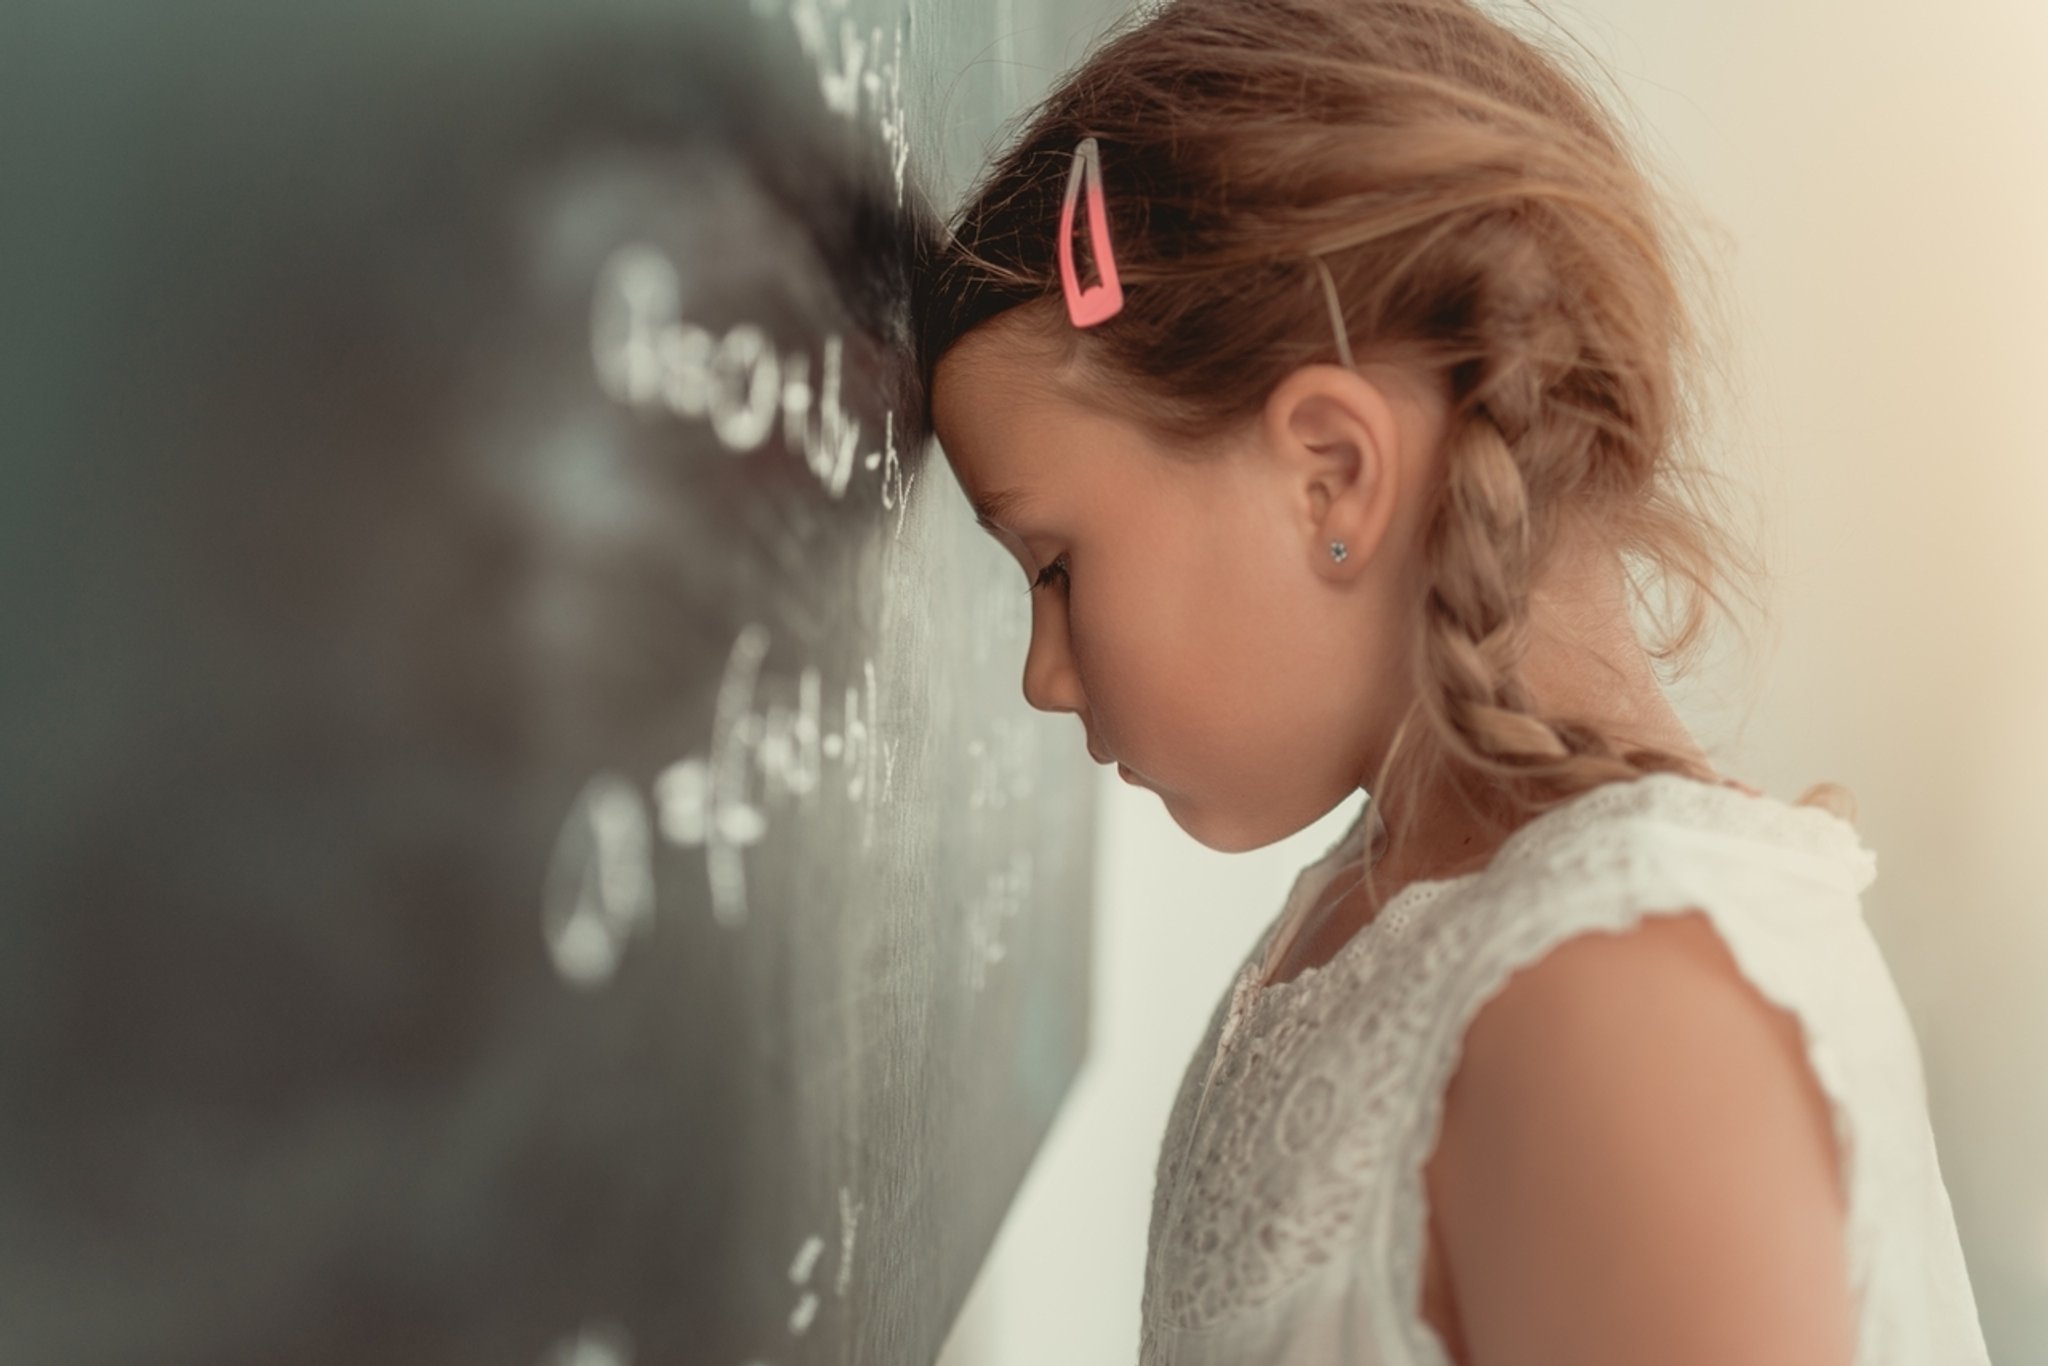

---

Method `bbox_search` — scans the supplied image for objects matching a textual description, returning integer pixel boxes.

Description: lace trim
[1250,771,1871,1008]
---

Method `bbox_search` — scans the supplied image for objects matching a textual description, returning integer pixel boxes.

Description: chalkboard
[0,2,1114,1363]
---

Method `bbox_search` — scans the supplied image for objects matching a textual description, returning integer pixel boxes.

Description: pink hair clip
[1058,137,1125,328]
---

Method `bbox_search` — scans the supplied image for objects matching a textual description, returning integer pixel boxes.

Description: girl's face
[930,319,1451,853]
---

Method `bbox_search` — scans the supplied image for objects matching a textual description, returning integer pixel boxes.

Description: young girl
[915,1,1986,1362]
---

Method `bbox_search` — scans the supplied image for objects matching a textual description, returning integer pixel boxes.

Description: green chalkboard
[0,2,1118,1362]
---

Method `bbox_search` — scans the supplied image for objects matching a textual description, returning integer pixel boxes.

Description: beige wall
[937,0,2048,1359]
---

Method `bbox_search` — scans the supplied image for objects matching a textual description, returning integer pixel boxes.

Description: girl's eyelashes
[1028,552,1070,594]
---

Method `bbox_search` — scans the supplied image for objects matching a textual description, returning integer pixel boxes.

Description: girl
[914,1,1987,1362]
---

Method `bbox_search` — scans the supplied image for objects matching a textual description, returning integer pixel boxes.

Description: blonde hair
[915,0,1853,870]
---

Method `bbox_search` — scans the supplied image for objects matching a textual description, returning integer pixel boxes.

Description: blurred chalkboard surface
[0,2,1116,1363]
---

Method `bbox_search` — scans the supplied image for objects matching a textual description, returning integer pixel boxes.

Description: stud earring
[1329,539,1349,563]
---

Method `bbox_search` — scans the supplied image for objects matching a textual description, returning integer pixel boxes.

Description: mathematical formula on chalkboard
[591,243,916,521]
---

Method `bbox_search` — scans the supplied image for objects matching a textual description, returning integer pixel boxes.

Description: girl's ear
[1260,363,1407,579]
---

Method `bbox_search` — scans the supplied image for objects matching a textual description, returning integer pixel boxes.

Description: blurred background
[934,0,2048,1361]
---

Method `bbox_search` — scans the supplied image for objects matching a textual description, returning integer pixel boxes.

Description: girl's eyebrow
[970,486,1038,532]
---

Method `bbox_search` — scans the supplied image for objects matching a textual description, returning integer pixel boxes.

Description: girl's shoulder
[1480,770,1877,903]
[1426,899,1861,1365]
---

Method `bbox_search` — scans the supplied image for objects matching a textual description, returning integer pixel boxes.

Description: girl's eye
[1029,553,1070,594]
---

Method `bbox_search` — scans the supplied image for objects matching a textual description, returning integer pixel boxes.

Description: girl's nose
[1021,600,1084,716]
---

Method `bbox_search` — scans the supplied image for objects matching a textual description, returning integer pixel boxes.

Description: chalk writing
[835,1182,862,1297]
[542,622,897,980]
[782,1182,863,1342]
[750,0,911,205]
[539,1320,634,1366]
[965,850,1034,994]
[965,716,1039,815]
[543,772,657,989]
[653,624,892,927]
[590,244,915,534]
[787,1232,824,1334]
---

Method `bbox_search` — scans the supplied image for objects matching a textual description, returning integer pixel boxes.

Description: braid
[1419,413,1568,771]
[1361,271,1724,891]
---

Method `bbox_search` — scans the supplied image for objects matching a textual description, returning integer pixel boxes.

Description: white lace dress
[1138,771,1988,1365]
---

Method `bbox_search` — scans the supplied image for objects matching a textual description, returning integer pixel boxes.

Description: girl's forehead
[933,326,1232,520]
[936,346,1096,468]
[937,330,1072,417]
